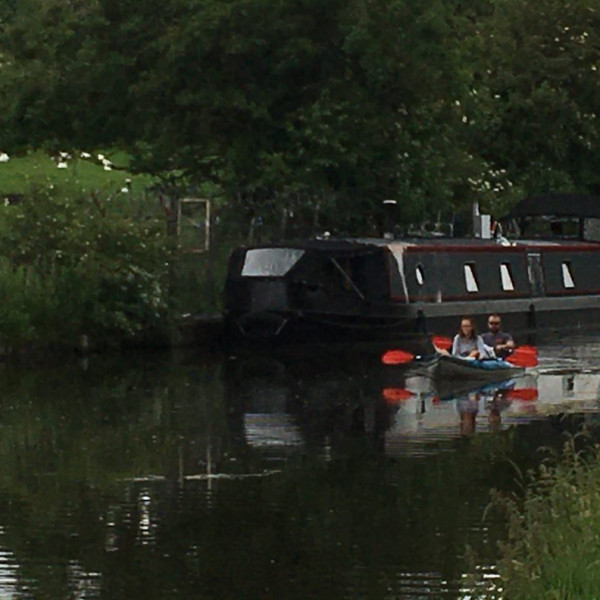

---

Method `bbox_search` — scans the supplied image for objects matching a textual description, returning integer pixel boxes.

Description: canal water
[0,336,600,599]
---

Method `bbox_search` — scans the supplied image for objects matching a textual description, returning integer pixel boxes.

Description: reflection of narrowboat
[223,194,600,350]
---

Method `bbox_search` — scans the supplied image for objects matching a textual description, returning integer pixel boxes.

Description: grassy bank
[0,149,154,197]
[0,151,243,355]
[490,438,600,599]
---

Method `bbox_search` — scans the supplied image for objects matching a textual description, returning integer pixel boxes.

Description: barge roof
[241,236,600,252]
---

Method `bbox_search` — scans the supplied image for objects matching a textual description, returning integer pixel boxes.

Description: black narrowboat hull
[225,307,434,355]
[223,195,600,350]
[223,242,600,349]
[224,294,600,352]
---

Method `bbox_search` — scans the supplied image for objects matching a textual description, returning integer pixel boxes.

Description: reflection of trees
[223,353,395,458]
[0,354,229,598]
[0,352,596,599]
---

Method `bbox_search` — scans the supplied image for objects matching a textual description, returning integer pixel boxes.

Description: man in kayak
[482,314,515,359]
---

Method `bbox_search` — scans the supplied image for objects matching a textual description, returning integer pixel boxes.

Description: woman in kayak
[451,316,491,359]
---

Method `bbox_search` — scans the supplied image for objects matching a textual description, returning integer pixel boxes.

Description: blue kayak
[423,354,523,381]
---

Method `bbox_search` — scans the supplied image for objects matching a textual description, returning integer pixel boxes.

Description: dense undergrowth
[486,435,600,599]
[0,186,172,354]
[0,151,243,355]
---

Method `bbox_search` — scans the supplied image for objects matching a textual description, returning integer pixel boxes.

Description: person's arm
[496,333,515,353]
[481,340,495,359]
[451,335,459,356]
[476,336,489,358]
[466,337,480,358]
[504,333,516,351]
[480,333,494,357]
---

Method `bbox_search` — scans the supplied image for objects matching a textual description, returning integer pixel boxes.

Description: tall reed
[490,435,600,599]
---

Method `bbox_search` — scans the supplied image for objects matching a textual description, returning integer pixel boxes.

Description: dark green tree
[466,0,600,210]
[0,0,480,231]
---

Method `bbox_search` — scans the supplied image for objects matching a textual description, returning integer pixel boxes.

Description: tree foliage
[1,0,600,231]
[462,0,600,210]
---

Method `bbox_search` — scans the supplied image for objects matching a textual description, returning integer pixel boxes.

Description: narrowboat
[223,193,600,352]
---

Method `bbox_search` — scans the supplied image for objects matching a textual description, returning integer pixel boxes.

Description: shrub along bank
[0,187,171,355]
[491,439,600,599]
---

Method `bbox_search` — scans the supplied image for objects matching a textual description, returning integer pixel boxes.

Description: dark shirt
[481,331,513,358]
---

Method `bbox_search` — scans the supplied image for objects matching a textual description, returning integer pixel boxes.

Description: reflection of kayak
[434,375,519,402]
[420,354,524,382]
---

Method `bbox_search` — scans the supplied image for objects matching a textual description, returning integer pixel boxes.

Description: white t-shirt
[451,334,493,358]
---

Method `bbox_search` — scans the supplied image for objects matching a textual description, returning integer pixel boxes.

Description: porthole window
[561,262,575,288]
[464,263,479,293]
[500,263,515,291]
[415,265,424,286]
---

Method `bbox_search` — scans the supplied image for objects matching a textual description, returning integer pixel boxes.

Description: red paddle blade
[505,346,538,367]
[432,335,452,351]
[382,349,415,365]
[382,387,413,403]
[506,388,538,402]
[515,345,537,355]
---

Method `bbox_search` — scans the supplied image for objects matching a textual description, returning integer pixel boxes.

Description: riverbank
[0,312,225,367]
[173,313,224,352]
[492,439,600,599]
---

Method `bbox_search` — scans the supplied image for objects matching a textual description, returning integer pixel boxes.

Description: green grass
[0,149,157,196]
[489,439,600,599]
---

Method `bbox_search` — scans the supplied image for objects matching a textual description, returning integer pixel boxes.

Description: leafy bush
[0,188,171,351]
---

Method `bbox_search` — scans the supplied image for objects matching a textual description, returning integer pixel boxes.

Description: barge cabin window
[242,248,305,277]
[561,262,575,289]
[415,265,424,286]
[464,263,479,293]
[500,263,515,291]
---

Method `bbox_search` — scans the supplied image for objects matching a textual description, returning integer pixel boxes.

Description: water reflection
[0,534,18,599]
[225,350,600,460]
[0,343,597,599]
[225,351,403,463]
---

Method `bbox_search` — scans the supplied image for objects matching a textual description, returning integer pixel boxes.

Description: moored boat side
[223,193,600,348]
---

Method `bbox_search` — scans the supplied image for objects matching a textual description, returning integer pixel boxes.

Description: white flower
[0,153,9,163]
[57,161,68,169]
[80,151,92,159]
[104,165,112,171]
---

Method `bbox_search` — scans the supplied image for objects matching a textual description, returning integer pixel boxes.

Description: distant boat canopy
[501,193,600,242]
[503,193,600,219]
